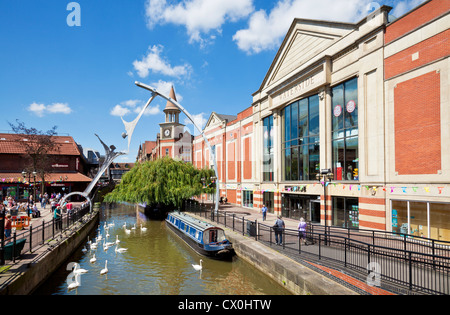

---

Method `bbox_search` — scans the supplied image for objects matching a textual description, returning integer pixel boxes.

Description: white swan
[192,259,203,271]
[140,224,147,232]
[100,260,108,275]
[124,224,131,234]
[81,246,87,253]
[73,263,88,275]
[90,242,98,250]
[108,221,115,227]
[115,244,128,253]
[90,254,97,263]
[115,235,120,244]
[67,274,80,291]
[131,223,136,230]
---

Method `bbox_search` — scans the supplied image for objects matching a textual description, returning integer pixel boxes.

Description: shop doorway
[309,200,321,223]
[282,194,320,222]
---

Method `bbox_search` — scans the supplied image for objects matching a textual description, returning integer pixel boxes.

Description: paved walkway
[201,201,399,295]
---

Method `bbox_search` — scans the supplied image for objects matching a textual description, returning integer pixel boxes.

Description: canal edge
[0,209,100,295]
[188,213,359,296]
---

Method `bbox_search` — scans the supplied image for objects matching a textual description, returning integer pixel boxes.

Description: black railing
[0,203,93,265]
[184,200,450,295]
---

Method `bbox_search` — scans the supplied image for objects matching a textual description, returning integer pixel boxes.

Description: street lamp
[316,168,333,240]
[134,81,221,214]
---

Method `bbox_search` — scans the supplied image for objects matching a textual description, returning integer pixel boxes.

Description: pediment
[204,112,237,131]
[262,19,355,90]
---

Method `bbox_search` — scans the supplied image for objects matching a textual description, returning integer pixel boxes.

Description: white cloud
[28,102,72,117]
[390,0,426,19]
[184,112,207,135]
[233,0,373,54]
[132,45,192,79]
[110,104,131,117]
[111,99,161,117]
[145,0,253,46]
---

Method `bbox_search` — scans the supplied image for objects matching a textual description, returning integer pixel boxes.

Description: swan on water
[131,223,136,230]
[192,259,203,271]
[124,224,131,234]
[115,244,128,253]
[100,260,108,275]
[90,254,97,263]
[115,235,120,244]
[140,224,147,232]
[67,274,80,291]
[73,263,88,275]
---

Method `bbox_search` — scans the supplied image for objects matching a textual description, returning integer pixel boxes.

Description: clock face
[164,129,171,137]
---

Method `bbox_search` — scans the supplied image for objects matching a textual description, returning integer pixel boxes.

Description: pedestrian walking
[4,214,12,239]
[261,204,268,221]
[54,206,62,231]
[298,217,307,245]
[273,215,285,245]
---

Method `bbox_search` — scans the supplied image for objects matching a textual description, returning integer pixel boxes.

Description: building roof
[0,133,81,156]
[163,85,180,112]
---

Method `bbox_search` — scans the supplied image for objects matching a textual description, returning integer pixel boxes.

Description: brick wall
[385,0,450,44]
[385,29,450,79]
[394,71,441,175]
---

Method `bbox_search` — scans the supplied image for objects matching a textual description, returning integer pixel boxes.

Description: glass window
[282,94,320,181]
[263,192,274,214]
[392,201,450,242]
[242,190,253,208]
[430,203,450,242]
[263,115,274,181]
[332,77,358,181]
[332,197,359,229]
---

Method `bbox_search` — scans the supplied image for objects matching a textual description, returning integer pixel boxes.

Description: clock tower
[159,85,182,140]
[158,85,191,160]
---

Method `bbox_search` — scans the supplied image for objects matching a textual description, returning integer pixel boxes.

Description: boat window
[203,229,227,244]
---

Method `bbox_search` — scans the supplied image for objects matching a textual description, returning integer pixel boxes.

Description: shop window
[263,115,274,181]
[332,197,359,229]
[392,200,450,242]
[282,94,320,181]
[332,78,358,181]
[242,190,253,208]
[263,192,274,214]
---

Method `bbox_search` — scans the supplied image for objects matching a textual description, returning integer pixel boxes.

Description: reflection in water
[33,203,290,295]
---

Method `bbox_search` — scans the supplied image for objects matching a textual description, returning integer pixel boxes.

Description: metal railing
[185,200,450,295]
[0,203,92,265]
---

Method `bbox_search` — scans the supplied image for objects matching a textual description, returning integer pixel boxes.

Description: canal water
[34,203,291,295]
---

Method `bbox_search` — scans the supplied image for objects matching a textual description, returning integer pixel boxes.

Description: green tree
[104,157,215,210]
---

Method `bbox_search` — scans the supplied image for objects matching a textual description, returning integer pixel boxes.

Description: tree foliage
[8,120,59,194]
[104,157,215,209]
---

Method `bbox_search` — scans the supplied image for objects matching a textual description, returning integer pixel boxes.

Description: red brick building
[0,133,92,201]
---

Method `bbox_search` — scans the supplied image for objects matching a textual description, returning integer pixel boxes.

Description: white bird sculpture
[192,259,203,271]
[100,260,108,275]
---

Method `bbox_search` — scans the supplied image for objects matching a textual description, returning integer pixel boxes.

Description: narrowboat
[165,212,234,260]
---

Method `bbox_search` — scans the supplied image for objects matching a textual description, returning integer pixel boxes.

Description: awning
[0,172,92,184]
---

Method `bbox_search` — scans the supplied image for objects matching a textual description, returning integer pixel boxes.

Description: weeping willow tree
[104,157,215,210]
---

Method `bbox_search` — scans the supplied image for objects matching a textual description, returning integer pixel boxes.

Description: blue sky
[0,0,424,163]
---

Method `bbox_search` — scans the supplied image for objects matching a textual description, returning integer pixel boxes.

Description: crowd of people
[1,191,73,239]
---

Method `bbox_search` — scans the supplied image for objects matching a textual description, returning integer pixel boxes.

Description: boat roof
[168,212,222,232]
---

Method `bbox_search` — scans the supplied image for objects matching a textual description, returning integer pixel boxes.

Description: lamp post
[317,168,333,243]
[134,81,220,215]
